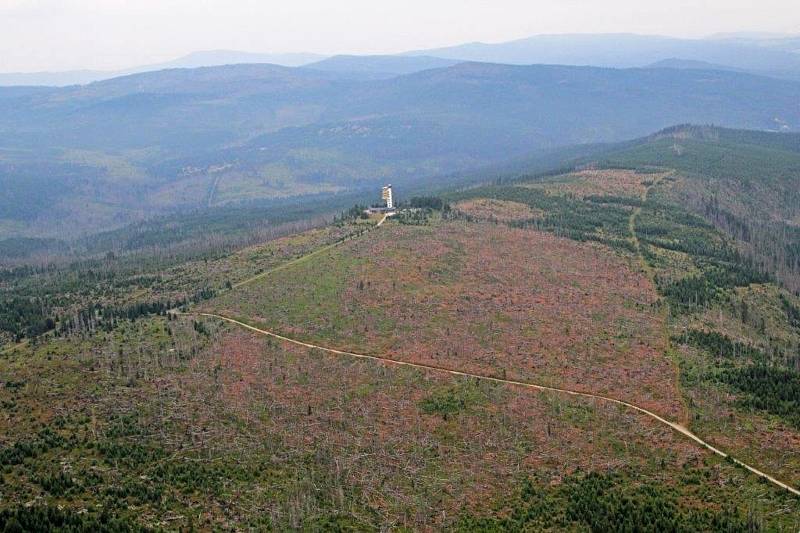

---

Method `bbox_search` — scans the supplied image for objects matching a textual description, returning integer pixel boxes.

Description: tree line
[720,365,800,428]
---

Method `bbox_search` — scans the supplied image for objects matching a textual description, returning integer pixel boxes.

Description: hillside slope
[3,127,800,528]
[406,33,800,79]
[446,129,800,508]
[2,63,799,241]
[3,207,798,529]
[593,126,800,290]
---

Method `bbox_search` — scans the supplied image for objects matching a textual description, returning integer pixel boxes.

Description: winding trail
[627,171,690,426]
[206,174,224,208]
[628,171,674,283]
[231,213,392,290]
[193,312,799,497]
[192,206,799,498]
[1,339,27,356]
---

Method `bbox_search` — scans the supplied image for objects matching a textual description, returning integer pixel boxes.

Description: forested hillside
[406,33,800,79]
[594,125,800,291]
[1,63,799,241]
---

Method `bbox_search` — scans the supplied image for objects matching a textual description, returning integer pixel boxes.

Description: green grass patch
[419,380,493,418]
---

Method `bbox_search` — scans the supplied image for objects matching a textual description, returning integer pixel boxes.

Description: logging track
[191,207,800,498]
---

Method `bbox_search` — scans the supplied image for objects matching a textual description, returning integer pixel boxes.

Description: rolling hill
[590,126,800,291]
[3,124,800,529]
[0,50,327,87]
[1,62,799,243]
[5,32,800,88]
[305,54,461,78]
[406,33,800,79]
[462,125,800,287]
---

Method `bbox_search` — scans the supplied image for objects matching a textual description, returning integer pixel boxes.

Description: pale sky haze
[0,0,798,72]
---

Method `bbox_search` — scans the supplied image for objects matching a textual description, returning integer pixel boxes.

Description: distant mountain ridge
[645,58,746,72]
[305,55,461,78]
[404,33,800,80]
[1,60,799,241]
[4,32,800,87]
[0,50,328,87]
[155,50,326,69]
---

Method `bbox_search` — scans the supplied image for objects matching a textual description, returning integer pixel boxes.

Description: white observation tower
[382,184,394,209]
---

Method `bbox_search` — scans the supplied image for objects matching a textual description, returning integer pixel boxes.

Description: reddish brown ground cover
[212,220,683,420]
[453,198,541,222]
[524,169,663,198]
[358,222,680,419]
[179,329,702,529]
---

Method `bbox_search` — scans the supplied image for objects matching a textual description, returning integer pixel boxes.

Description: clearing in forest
[176,327,714,528]
[522,169,664,199]
[453,198,542,222]
[208,219,683,420]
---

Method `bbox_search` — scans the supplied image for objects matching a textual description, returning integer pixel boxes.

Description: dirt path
[206,174,223,208]
[627,172,690,426]
[193,311,800,498]
[231,213,392,290]
[628,171,670,276]
[1,339,28,356]
[194,204,798,497]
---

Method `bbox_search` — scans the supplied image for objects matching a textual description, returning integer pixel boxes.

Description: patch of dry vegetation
[210,220,683,420]
[3,214,799,529]
[453,198,541,222]
[168,328,730,529]
[524,169,664,199]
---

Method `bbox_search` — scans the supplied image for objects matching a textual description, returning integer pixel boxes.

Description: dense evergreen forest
[720,366,800,428]
[673,329,764,361]
[0,505,143,532]
[0,188,375,268]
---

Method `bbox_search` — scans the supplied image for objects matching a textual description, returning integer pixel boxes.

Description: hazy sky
[1,0,798,72]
